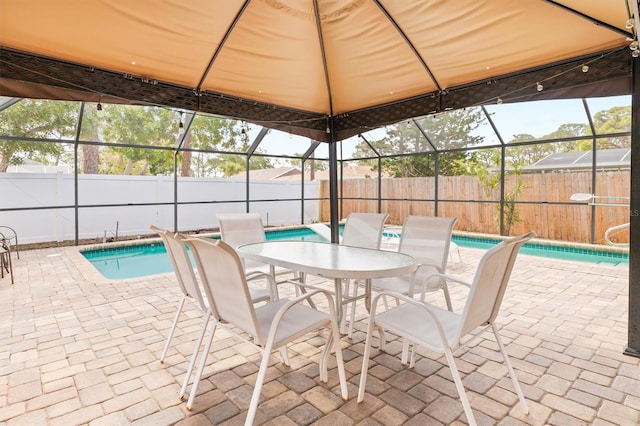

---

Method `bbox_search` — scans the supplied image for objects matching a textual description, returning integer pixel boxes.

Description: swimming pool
[81,228,330,280]
[82,227,629,280]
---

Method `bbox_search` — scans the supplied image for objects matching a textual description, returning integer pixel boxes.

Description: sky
[249,94,631,163]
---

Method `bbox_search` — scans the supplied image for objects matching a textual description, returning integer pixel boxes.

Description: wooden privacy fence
[318,171,630,245]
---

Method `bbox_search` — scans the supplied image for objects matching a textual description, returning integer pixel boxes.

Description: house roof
[230,167,300,180]
[277,165,387,180]
[523,148,631,172]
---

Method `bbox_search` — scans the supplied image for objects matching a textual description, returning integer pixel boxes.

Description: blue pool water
[82,228,330,280]
[83,227,628,280]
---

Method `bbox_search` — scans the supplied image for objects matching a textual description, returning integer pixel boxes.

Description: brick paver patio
[1,241,638,425]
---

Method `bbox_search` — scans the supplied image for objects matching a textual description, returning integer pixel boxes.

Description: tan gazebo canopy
[0,0,636,141]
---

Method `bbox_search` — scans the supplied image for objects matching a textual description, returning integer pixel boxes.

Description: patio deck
[0,243,638,425]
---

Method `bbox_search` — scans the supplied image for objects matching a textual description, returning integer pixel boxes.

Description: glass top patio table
[236,240,417,326]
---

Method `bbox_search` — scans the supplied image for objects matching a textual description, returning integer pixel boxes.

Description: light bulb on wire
[536,82,544,92]
[581,64,589,73]
[496,97,503,105]
[626,18,635,29]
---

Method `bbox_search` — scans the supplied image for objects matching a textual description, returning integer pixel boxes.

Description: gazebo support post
[626,51,640,358]
[328,118,340,244]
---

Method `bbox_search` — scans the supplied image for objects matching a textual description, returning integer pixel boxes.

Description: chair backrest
[341,213,389,249]
[398,216,457,272]
[456,231,536,340]
[183,237,263,342]
[150,225,207,312]
[217,213,266,248]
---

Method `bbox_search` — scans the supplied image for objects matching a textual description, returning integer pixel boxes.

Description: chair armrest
[246,271,279,300]
[410,271,470,304]
[245,270,267,281]
[0,226,17,241]
[411,262,443,281]
[431,273,472,288]
[265,288,339,341]
[414,260,441,272]
[409,263,443,296]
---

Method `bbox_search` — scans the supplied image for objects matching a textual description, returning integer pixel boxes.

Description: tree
[471,148,524,235]
[289,154,328,173]
[352,109,484,177]
[100,105,176,175]
[0,99,78,172]
[78,105,101,174]
[184,116,273,177]
[592,106,631,149]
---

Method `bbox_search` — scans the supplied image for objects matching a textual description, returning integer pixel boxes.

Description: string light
[96,102,102,111]
[496,97,503,104]
[536,82,544,92]
[581,64,589,73]
[626,18,635,29]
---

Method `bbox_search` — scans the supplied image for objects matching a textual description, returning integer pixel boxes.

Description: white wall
[0,173,320,244]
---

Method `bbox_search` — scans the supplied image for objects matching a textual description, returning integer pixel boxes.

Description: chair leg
[492,323,529,414]
[339,279,359,337]
[185,320,217,410]
[279,347,290,366]
[246,340,277,425]
[442,281,453,311]
[376,325,386,351]
[179,312,211,400]
[401,340,410,365]
[357,313,377,402]
[319,320,348,399]
[443,347,477,426]
[0,250,6,277]
[330,317,349,400]
[161,297,186,363]
[400,339,417,367]
[1,246,13,285]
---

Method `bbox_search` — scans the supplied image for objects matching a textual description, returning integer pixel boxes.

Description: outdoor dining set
[151,213,535,426]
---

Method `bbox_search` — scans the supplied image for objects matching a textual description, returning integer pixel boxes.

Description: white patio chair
[181,237,348,424]
[217,213,271,273]
[341,212,389,249]
[369,216,457,362]
[217,213,305,293]
[371,216,458,309]
[150,225,274,364]
[358,231,535,426]
[340,212,389,337]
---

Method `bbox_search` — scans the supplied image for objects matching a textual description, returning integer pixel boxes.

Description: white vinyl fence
[0,173,320,244]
